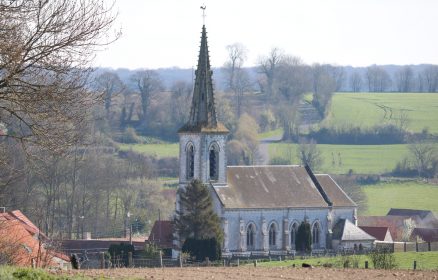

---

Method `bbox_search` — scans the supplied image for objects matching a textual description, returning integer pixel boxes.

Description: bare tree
[0,0,119,181]
[257,47,283,99]
[311,64,336,117]
[409,141,437,177]
[223,43,251,118]
[131,70,163,125]
[395,66,414,92]
[349,71,363,92]
[170,80,192,127]
[297,139,323,170]
[422,65,438,92]
[94,72,125,120]
[365,65,392,92]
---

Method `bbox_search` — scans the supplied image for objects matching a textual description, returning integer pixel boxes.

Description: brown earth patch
[59,267,438,279]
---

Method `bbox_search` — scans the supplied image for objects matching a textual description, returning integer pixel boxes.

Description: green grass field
[362,182,438,216]
[256,251,438,270]
[268,143,410,174]
[118,143,179,158]
[323,93,438,134]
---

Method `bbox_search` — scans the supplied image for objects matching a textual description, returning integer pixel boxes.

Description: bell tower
[177,25,229,187]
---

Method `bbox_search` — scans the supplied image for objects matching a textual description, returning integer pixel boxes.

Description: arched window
[269,223,277,247]
[246,224,255,249]
[186,144,194,179]
[312,222,320,246]
[209,143,219,180]
[290,222,298,248]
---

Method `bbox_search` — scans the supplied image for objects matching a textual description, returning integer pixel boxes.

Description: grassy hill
[268,143,410,174]
[322,93,438,134]
[362,181,438,216]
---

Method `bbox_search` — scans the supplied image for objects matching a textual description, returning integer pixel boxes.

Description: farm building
[332,219,375,250]
[359,226,393,242]
[174,24,362,257]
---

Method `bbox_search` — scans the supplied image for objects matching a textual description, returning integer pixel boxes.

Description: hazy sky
[94,0,438,69]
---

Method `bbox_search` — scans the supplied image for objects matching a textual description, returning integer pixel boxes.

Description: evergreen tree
[174,179,223,243]
[295,221,312,253]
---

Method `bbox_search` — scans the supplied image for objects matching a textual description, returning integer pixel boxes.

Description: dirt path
[64,267,438,279]
[256,135,282,165]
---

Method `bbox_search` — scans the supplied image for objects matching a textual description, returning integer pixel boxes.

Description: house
[358,215,415,241]
[332,219,375,250]
[0,210,70,268]
[387,208,438,228]
[359,226,393,242]
[174,24,363,257]
[410,228,438,242]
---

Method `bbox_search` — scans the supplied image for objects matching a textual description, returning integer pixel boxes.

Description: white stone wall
[220,208,331,252]
[178,133,227,186]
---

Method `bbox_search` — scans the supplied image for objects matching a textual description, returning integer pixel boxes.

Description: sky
[94,0,438,69]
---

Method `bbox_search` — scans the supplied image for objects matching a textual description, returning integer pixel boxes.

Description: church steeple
[179,25,228,133]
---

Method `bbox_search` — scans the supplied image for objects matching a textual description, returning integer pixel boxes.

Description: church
[175,25,362,257]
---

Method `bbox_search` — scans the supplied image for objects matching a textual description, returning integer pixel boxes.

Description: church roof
[178,25,228,134]
[212,165,356,209]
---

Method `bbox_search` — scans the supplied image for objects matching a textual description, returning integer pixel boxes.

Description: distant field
[362,182,438,216]
[323,92,438,133]
[257,251,438,270]
[268,143,409,174]
[118,143,179,158]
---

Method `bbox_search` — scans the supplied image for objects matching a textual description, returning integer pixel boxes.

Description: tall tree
[311,64,336,117]
[395,66,414,92]
[365,65,392,92]
[297,139,323,170]
[95,72,125,120]
[349,71,363,92]
[131,70,163,125]
[422,65,438,92]
[257,47,283,100]
[223,43,251,118]
[175,179,223,242]
[0,0,119,182]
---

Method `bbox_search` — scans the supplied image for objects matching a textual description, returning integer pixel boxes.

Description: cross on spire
[200,5,206,25]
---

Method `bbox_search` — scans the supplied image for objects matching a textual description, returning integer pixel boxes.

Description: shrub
[182,238,221,261]
[295,221,312,253]
[119,127,143,144]
[269,156,291,165]
[368,249,397,269]
[108,243,135,267]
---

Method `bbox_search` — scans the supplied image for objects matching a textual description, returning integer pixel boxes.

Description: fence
[375,241,438,253]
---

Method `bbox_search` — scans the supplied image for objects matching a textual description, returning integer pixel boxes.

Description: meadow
[323,92,438,134]
[118,143,179,158]
[257,251,438,270]
[268,143,410,174]
[362,181,438,216]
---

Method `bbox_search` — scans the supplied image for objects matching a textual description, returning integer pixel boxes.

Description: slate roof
[359,226,393,241]
[410,228,438,242]
[178,25,228,134]
[387,208,435,220]
[333,219,375,241]
[212,165,356,209]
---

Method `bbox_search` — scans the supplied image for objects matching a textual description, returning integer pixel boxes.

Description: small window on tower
[187,144,194,180]
[209,144,219,180]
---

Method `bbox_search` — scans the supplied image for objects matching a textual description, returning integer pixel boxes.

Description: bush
[295,221,312,253]
[269,157,291,165]
[119,127,143,144]
[369,249,397,269]
[182,238,221,261]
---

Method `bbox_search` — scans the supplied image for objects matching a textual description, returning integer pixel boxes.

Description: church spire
[179,25,228,133]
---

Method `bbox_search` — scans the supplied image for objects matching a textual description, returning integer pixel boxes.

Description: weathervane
[200,4,206,25]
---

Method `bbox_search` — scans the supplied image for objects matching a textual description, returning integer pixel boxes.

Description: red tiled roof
[148,220,173,248]
[359,226,392,241]
[358,216,414,241]
[0,210,66,267]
